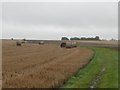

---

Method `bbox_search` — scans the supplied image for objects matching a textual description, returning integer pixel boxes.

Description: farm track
[2,40,94,88]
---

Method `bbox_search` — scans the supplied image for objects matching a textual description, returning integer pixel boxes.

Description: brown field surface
[77,40,118,45]
[0,40,2,89]
[2,40,94,88]
[76,40,118,48]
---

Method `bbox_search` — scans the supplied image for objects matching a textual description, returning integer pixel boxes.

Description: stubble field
[2,40,94,88]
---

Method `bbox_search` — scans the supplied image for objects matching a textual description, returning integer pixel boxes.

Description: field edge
[61,47,118,88]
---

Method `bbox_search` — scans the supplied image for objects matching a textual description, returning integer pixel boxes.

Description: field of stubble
[0,40,2,89]
[2,40,94,88]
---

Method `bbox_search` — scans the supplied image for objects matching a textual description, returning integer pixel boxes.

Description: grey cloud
[2,2,118,40]
[3,2,117,27]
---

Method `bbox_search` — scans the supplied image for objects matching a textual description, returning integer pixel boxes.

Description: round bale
[16,41,22,46]
[40,41,44,45]
[60,42,66,47]
[72,42,77,47]
[39,41,44,45]
[66,42,72,48]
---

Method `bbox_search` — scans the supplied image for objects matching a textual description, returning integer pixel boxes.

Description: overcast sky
[2,2,118,40]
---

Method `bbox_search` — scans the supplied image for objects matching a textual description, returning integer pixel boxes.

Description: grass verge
[61,47,118,88]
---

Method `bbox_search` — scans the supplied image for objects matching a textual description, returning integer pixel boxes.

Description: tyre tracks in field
[89,67,106,89]
[3,48,79,85]
[3,44,94,88]
[18,49,77,72]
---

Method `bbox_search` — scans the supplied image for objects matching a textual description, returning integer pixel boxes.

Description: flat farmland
[0,40,2,89]
[77,40,118,48]
[2,40,94,88]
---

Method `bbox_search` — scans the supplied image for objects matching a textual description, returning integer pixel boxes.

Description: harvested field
[26,40,118,48]
[0,40,2,89]
[78,40,118,45]
[77,40,118,48]
[2,40,94,88]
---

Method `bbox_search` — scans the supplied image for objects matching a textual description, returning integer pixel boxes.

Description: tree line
[61,36,100,40]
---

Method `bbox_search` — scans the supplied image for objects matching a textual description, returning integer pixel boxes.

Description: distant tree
[95,36,100,40]
[81,37,86,40]
[23,38,26,41]
[80,36,100,40]
[87,37,96,40]
[61,37,69,40]
[11,38,13,40]
[70,37,80,40]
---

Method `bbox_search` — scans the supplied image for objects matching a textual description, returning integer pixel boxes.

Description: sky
[1,1,118,40]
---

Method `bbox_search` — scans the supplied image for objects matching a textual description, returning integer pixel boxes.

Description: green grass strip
[61,47,118,88]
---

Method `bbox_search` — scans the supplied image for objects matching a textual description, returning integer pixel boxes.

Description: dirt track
[2,40,94,88]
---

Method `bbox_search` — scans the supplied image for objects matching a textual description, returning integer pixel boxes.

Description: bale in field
[66,42,72,48]
[72,42,77,47]
[39,41,44,45]
[61,42,77,48]
[60,42,66,47]
[66,42,77,48]
[16,41,22,46]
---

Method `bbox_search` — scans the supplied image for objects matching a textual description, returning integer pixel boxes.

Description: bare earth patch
[2,40,94,88]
